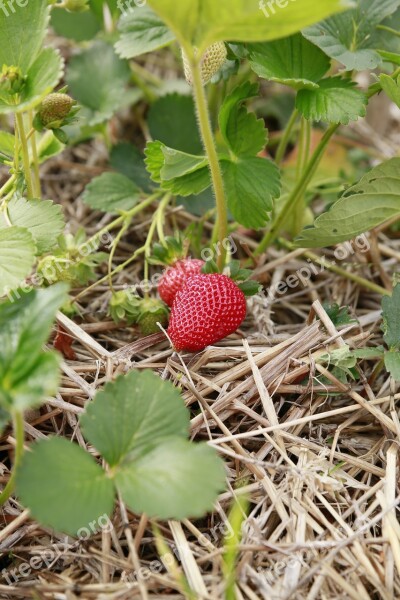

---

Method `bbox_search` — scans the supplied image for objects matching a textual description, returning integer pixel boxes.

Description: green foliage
[379,73,400,108]
[296,78,367,124]
[147,94,203,154]
[110,143,153,192]
[146,0,350,54]
[82,172,141,213]
[0,197,65,255]
[381,285,400,380]
[0,284,68,411]
[0,227,36,297]
[51,5,101,41]
[303,0,400,71]
[115,6,176,59]
[17,370,225,534]
[248,34,331,91]
[66,41,139,126]
[219,82,267,156]
[296,158,400,246]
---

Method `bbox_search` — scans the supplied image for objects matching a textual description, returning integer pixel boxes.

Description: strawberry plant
[1,0,400,597]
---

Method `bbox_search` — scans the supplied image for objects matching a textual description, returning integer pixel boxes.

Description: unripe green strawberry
[182,42,227,85]
[138,298,169,335]
[39,93,75,128]
[109,290,140,325]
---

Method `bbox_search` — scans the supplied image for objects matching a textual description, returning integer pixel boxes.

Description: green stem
[275,108,298,166]
[108,219,131,293]
[16,113,34,199]
[143,194,170,296]
[0,174,16,199]
[256,123,339,254]
[376,24,400,39]
[279,238,389,296]
[29,111,41,198]
[0,411,24,506]
[190,56,228,270]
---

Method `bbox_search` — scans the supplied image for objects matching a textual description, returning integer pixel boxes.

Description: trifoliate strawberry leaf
[82,172,141,213]
[145,141,211,196]
[147,94,202,155]
[382,284,400,349]
[379,74,400,108]
[146,0,350,54]
[115,6,175,59]
[16,437,115,536]
[80,370,189,467]
[296,158,400,247]
[303,0,400,72]
[0,1,49,73]
[248,33,330,91]
[0,48,64,114]
[0,197,65,255]
[384,351,400,381]
[296,77,367,124]
[66,41,136,126]
[0,227,36,296]
[219,82,267,157]
[114,438,225,520]
[222,157,281,229]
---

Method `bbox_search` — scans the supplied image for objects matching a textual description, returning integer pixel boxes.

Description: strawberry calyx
[201,259,261,297]
[149,236,191,266]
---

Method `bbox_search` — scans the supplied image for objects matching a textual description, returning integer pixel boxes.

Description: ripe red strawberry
[167,274,246,352]
[158,258,204,307]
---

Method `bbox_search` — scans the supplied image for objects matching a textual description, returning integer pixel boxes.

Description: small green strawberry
[182,42,227,86]
[0,65,26,95]
[38,93,75,128]
[137,298,169,335]
[63,0,90,12]
[109,290,141,325]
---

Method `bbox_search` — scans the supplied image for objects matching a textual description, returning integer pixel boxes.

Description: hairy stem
[16,113,34,199]
[276,108,298,166]
[29,111,41,198]
[190,56,228,270]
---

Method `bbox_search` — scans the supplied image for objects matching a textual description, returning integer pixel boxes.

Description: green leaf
[379,74,400,108]
[82,172,140,213]
[0,284,68,410]
[0,1,49,73]
[147,0,351,54]
[0,197,65,255]
[303,0,400,71]
[110,143,153,192]
[296,77,367,124]
[219,82,267,156]
[384,351,400,380]
[38,132,65,164]
[296,158,400,247]
[0,131,15,162]
[0,227,36,296]
[222,157,281,228]
[147,93,203,154]
[145,141,211,196]
[51,5,101,41]
[115,6,176,59]
[382,284,400,349]
[0,48,64,115]
[81,370,189,466]
[66,41,134,126]
[16,437,115,535]
[114,438,225,519]
[248,33,330,91]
